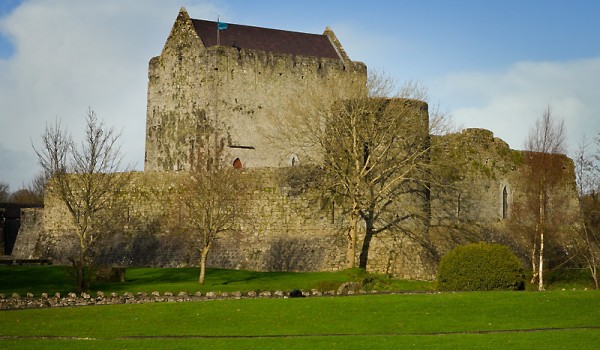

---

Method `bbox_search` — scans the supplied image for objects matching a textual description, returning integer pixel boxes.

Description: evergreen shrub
[437,242,525,291]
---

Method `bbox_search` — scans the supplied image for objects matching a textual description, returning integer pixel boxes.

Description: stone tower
[145,7,367,172]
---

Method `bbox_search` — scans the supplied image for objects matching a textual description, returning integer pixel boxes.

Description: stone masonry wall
[428,128,581,266]
[11,208,44,259]
[25,168,435,279]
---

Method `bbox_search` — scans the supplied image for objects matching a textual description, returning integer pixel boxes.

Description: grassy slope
[1,291,600,349]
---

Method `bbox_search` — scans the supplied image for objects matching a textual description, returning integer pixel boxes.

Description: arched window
[233,158,242,169]
[291,155,299,166]
[502,186,508,219]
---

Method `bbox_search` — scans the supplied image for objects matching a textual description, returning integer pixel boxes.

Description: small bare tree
[574,215,600,289]
[522,106,567,291]
[34,109,130,291]
[0,182,9,202]
[574,135,598,196]
[180,121,246,284]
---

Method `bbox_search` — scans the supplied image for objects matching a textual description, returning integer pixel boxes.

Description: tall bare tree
[574,199,600,289]
[573,133,600,288]
[34,109,130,291]
[272,74,443,269]
[523,106,567,291]
[574,135,598,196]
[180,121,246,284]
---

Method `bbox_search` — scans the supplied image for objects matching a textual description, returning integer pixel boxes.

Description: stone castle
[3,8,580,280]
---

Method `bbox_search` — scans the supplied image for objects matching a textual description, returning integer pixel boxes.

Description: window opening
[502,186,508,219]
[233,158,242,169]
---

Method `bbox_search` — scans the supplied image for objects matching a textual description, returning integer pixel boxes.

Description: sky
[1,0,599,191]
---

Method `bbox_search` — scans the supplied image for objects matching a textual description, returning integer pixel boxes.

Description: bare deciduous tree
[573,133,600,288]
[0,182,9,202]
[574,200,600,289]
[272,73,448,269]
[574,135,598,196]
[522,106,567,291]
[180,121,246,284]
[34,109,131,291]
[8,173,47,204]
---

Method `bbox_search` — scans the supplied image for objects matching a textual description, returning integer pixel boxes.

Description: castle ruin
[6,8,581,280]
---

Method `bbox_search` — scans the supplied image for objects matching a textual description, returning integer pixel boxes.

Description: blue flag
[217,21,228,30]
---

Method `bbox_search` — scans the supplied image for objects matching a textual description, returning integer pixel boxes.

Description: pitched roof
[191,19,341,60]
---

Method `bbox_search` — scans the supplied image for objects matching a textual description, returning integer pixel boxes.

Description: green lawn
[1,291,599,349]
[0,266,433,296]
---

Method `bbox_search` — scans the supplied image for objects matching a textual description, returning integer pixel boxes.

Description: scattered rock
[337,282,359,295]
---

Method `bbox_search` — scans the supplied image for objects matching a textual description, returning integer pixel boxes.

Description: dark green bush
[438,242,525,291]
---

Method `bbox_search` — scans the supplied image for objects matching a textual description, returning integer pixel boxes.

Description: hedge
[438,242,525,291]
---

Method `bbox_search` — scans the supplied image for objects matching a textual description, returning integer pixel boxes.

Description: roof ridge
[190,18,342,60]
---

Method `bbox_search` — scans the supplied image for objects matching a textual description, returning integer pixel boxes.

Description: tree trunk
[199,246,210,285]
[75,262,84,293]
[358,218,374,269]
[530,241,538,285]
[591,265,598,290]
[538,190,545,291]
[346,206,359,268]
[75,242,87,292]
[538,230,545,291]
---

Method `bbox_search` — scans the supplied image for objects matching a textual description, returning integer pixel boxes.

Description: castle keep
[8,8,581,280]
[145,8,366,171]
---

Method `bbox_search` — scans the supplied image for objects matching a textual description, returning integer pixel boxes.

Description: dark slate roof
[191,19,340,59]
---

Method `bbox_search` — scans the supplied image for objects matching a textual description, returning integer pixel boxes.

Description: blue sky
[1,0,600,190]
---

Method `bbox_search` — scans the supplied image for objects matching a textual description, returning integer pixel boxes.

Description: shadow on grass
[0,266,75,295]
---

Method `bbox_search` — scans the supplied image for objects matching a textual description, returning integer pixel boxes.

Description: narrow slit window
[502,186,508,219]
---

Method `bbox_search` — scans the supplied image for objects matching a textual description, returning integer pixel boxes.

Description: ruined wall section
[31,169,434,279]
[10,208,44,259]
[429,129,526,256]
[145,9,367,172]
[431,129,521,226]
[429,128,581,266]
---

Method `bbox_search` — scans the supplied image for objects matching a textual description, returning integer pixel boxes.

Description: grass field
[1,266,599,349]
[1,291,599,349]
[0,266,434,296]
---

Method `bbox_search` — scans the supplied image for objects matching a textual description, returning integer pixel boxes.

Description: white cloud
[0,0,223,190]
[432,57,600,154]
